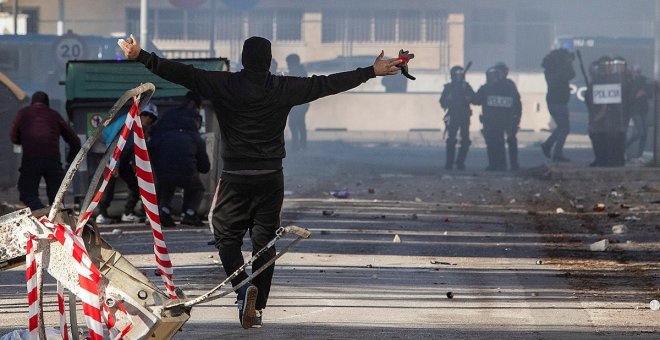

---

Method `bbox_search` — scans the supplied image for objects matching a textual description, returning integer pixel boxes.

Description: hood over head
[242,36,272,72]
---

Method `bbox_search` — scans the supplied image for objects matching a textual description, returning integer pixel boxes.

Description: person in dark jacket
[541,49,575,162]
[119,34,401,329]
[286,53,310,152]
[439,65,475,170]
[9,91,81,211]
[473,66,522,171]
[149,92,210,228]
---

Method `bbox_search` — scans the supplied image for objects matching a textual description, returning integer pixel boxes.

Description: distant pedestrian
[149,92,210,228]
[286,54,310,152]
[95,102,159,224]
[9,91,81,210]
[541,48,575,162]
[625,65,652,160]
[440,65,475,170]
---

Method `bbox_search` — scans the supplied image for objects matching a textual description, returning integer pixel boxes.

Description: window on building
[399,11,420,42]
[347,12,371,42]
[21,7,39,34]
[375,11,396,42]
[156,9,185,39]
[425,11,447,42]
[125,8,155,41]
[276,10,302,41]
[216,11,243,41]
[187,10,211,40]
[471,8,506,44]
[322,11,343,43]
[323,10,443,44]
[248,11,274,40]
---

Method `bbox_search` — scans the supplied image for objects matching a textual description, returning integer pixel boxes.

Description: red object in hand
[398,49,416,80]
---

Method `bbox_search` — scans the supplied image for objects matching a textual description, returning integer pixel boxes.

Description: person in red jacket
[9,91,81,211]
[119,34,401,329]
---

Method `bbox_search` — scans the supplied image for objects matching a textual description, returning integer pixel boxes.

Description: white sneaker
[95,214,111,224]
[121,213,140,223]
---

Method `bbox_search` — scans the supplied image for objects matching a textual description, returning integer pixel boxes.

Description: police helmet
[494,62,509,77]
[486,67,500,84]
[450,66,465,82]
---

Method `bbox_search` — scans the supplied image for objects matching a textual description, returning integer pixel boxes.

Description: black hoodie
[136,37,375,171]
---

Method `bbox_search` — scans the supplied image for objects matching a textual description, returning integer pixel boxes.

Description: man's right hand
[373,51,403,77]
[118,34,141,60]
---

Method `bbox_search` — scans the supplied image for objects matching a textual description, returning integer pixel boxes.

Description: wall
[305,72,550,133]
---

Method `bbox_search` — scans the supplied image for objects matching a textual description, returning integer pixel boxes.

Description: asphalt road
[1,137,659,339]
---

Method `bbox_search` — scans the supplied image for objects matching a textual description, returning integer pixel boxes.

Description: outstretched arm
[284,51,402,106]
[119,34,220,99]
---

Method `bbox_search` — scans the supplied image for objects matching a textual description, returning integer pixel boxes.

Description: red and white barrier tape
[25,234,39,340]
[103,300,133,340]
[77,96,177,297]
[25,96,178,339]
[26,219,104,340]
[132,109,177,298]
[57,282,69,340]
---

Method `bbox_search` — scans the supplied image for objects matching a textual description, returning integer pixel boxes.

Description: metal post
[654,81,659,166]
[209,0,217,58]
[57,0,64,35]
[12,0,17,35]
[655,0,660,79]
[140,0,148,50]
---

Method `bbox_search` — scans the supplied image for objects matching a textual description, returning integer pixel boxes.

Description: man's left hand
[373,51,402,76]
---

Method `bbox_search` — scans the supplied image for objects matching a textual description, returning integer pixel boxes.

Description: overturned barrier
[0,84,310,340]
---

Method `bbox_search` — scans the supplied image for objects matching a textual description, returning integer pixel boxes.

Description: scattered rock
[111,229,122,235]
[322,210,334,216]
[593,203,606,212]
[589,239,609,252]
[392,234,401,243]
[611,224,628,234]
[446,291,454,299]
[556,208,565,214]
[368,188,375,194]
[331,190,350,199]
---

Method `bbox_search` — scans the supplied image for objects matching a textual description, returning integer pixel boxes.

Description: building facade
[2,0,657,132]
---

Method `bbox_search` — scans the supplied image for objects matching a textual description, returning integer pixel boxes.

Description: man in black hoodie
[119,34,402,329]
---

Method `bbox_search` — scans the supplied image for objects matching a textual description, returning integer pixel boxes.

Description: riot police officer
[585,56,629,167]
[474,64,522,171]
[439,65,475,170]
